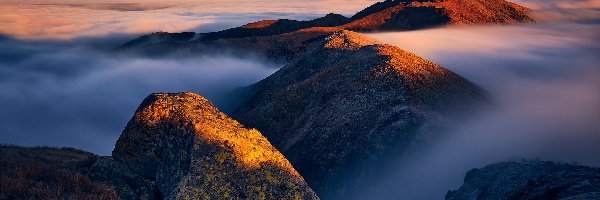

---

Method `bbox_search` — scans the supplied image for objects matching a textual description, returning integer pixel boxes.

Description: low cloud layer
[0,37,277,155]
[515,0,600,9]
[363,7,600,200]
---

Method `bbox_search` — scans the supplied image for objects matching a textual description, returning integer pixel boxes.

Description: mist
[0,36,277,155]
[360,5,600,200]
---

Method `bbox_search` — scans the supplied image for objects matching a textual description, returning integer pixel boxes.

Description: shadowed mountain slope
[232,30,486,198]
[447,161,600,200]
[121,13,348,49]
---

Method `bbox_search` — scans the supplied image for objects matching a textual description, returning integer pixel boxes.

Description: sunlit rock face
[112,92,317,199]
[233,30,486,199]
[447,161,600,200]
[344,0,534,31]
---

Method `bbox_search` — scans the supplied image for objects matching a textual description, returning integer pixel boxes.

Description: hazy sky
[2,0,599,39]
[0,0,376,39]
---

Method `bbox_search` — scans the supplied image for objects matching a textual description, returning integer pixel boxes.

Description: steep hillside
[447,161,600,200]
[233,30,486,198]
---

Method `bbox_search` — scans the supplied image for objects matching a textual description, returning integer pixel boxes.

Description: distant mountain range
[6,1,597,200]
[121,0,534,63]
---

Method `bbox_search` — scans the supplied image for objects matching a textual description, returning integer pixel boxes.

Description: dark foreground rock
[88,157,160,199]
[446,161,600,200]
[233,30,487,198]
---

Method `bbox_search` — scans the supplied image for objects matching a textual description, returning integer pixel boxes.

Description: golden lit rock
[113,92,317,199]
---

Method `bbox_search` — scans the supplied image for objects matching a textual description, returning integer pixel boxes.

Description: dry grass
[0,146,119,200]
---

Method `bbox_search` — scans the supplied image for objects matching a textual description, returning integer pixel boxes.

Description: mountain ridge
[232,30,487,198]
[198,13,350,41]
[343,0,533,31]
[120,0,534,63]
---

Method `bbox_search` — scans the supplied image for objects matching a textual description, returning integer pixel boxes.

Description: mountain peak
[344,0,533,31]
[233,31,486,198]
[121,0,533,61]
[324,13,345,18]
[323,30,378,50]
[350,0,403,20]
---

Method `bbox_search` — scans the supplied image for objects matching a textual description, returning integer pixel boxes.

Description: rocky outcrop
[232,30,486,198]
[446,161,600,200]
[111,92,317,199]
[1,92,318,199]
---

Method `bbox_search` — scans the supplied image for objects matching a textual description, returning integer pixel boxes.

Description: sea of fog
[361,7,600,200]
[0,1,599,199]
[0,0,374,154]
[0,38,278,154]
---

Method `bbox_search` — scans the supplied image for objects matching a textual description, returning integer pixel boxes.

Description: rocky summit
[233,30,486,198]
[343,0,534,31]
[108,92,317,199]
[447,161,600,200]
